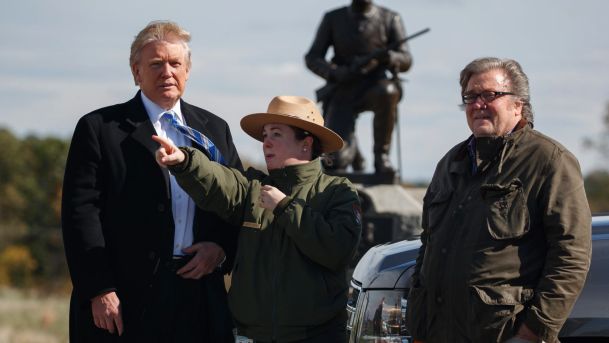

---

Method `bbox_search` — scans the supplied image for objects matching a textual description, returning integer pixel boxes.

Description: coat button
[436,296,443,304]
[148,251,156,260]
[441,248,447,254]
[157,204,165,212]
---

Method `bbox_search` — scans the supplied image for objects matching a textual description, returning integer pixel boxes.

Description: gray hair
[460,57,534,124]
[129,21,191,85]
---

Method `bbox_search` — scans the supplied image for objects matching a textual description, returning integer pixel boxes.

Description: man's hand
[350,55,380,75]
[259,185,286,210]
[152,135,185,166]
[91,291,123,335]
[177,242,226,279]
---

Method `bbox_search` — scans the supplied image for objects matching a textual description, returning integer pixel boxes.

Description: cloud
[1,0,608,181]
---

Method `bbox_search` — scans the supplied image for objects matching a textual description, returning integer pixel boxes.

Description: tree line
[0,105,608,290]
[0,128,68,290]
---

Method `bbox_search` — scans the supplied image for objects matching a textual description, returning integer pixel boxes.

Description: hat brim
[240,112,344,153]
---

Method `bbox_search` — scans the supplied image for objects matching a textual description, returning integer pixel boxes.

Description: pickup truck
[346,214,609,343]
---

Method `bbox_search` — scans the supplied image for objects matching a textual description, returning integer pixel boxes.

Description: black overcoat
[61,92,242,341]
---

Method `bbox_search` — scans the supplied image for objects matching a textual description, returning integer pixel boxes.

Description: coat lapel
[124,92,171,196]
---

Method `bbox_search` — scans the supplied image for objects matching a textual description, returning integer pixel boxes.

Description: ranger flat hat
[240,95,344,153]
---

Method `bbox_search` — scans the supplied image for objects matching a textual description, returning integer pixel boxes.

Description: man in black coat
[305,0,412,174]
[61,20,241,342]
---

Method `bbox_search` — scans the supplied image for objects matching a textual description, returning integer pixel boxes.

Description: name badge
[242,221,262,229]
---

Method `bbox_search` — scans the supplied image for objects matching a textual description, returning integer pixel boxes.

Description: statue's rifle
[315,27,430,103]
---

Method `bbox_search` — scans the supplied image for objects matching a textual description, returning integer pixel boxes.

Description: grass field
[0,287,69,343]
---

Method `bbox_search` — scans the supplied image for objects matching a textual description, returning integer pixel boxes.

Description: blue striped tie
[162,111,226,165]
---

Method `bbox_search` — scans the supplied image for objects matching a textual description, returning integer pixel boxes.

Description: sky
[1,0,608,182]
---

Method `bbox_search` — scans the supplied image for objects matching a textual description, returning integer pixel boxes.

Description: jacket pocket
[406,286,428,340]
[468,285,534,342]
[480,179,529,240]
[426,189,453,230]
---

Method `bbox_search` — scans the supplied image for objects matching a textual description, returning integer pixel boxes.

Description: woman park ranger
[153,95,362,342]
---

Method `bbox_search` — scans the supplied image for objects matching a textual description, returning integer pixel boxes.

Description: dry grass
[0,277,231,343]
[0,287,68,343]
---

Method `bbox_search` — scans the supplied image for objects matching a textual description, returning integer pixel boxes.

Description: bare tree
[583,101,609,160]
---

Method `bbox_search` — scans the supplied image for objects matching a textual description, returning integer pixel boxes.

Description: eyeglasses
[462,91,515,105]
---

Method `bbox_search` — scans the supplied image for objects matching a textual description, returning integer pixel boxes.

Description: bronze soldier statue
[305,0,412,174]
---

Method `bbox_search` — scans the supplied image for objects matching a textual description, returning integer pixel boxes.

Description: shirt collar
[140,92,184,125]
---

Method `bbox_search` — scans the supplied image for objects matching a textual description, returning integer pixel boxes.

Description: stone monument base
[349,183,424,267]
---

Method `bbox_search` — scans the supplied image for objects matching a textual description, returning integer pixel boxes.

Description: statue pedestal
[325,169,425,268]
[350,183,424,265]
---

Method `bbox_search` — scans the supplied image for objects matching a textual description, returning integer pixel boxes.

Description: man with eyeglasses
[406,57,591,343]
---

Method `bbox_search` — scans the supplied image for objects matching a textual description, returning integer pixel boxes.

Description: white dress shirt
[141,93,196,256]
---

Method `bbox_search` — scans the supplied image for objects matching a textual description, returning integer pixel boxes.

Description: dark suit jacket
[61,92,242,341]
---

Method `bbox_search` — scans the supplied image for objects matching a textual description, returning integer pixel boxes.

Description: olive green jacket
[171,148,361,342]
[407,124,591,343]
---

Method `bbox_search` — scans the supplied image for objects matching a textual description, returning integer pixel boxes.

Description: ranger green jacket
[407,124,591,343]
[171,148,362,342]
